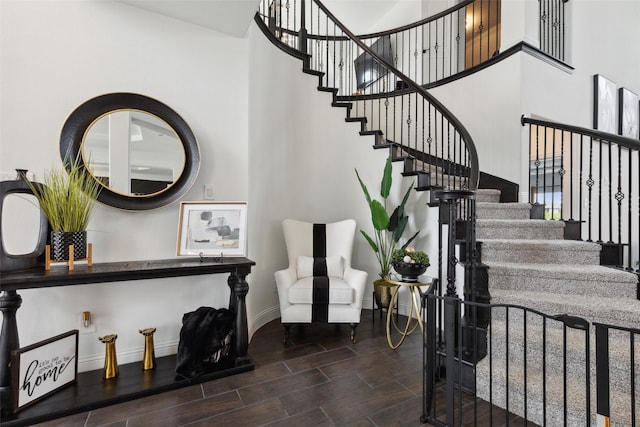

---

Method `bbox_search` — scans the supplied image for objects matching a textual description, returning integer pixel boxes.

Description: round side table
[385,277,432,349]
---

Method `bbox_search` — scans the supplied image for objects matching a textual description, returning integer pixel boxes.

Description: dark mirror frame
[60,93,200,211]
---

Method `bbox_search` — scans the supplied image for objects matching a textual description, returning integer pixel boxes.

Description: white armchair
[275,219,368,343]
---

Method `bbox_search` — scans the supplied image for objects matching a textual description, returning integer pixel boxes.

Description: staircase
[474,188,640,426]
[256,2,640,424]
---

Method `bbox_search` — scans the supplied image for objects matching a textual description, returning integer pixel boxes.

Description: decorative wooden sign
[10,330,79,413]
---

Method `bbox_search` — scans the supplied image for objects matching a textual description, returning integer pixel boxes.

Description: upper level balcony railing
[257,0,481,194]
[539,0,569,62]
[260,0,500,96]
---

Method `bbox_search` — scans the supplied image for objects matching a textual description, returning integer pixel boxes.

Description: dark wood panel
[0,257,255,291]
[1,355,253,427]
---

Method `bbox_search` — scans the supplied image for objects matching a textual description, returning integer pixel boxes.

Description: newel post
[299,0,308,54]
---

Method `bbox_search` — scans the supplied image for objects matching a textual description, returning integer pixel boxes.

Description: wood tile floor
[33,309,520,426]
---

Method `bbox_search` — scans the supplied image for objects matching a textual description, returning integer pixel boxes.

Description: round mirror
[60,93,200,211]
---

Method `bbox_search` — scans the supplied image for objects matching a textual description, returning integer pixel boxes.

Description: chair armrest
[344,267,368,309]
[275,267,297,310]
[275,267,297,289]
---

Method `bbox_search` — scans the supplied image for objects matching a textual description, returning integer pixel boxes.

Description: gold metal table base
[385,278,431,350]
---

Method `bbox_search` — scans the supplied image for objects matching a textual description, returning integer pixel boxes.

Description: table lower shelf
[0,353,254,426]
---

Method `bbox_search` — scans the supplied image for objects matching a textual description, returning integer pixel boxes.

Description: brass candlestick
[139,327,156,370]
[99,334,119,379]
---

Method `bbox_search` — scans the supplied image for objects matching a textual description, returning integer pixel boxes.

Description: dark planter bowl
[392,262,429,282]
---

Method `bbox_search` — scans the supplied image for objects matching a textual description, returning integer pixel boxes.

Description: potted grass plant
[24,154,101,261]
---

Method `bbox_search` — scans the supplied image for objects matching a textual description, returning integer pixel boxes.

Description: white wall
[247,20,436,334]
[323,0,421,35]
[5,0,640,374]
[1,0,249,371]
[421,0,640,201]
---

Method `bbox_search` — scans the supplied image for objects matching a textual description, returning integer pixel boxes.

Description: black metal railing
[259,0,501,91]
[523,116,640,271]
[256,0,481,194]
[539,0,569,62]
[595,322,640,427]
[424,294,639,426]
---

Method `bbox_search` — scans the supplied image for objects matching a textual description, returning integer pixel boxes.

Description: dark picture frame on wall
[593,74,617,133]
[618,87,640,139]
[10,330,78,413]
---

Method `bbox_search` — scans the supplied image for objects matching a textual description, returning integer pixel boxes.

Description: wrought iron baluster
[616,145,624,262]
[524,310,528,422]
[559,129,565,219]
[543,125,548,210]
[551,126,557,218]
[588,136,594,242]
[608,140,613,242]
[569,130,574,220]
[479,0,484,65]
[542,316,548,423]
[534,125,541,205]
[628,150,633,270]
[595,324,610,426]
[505,308,510,424]
[631,332,636,423]
[414,27,418,83]
[433,19,440,80]
[579,134,584,234]
[384,96,389,139]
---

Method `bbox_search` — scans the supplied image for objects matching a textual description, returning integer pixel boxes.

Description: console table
[0,257,255,426]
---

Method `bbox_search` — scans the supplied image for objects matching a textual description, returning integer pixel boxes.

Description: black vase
[392,262,429,282]
[0,169,50,272]
[50,231,87,261]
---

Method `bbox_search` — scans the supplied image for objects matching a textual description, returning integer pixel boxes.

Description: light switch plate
[204,185,214,200]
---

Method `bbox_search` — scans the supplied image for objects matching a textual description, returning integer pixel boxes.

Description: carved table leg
[227,272,250,365]
[0,290,22,416]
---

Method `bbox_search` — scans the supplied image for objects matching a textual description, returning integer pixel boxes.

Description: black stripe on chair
[312,223,329,322]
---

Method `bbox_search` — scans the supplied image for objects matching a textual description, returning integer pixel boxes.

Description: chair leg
[350,323,358,343]
[283,324,291,344]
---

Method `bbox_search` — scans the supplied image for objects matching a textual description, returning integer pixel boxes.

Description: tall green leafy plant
[355,155,418,279]
[25,154,101,232]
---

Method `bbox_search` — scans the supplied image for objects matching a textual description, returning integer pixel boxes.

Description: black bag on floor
[175,306,235,380]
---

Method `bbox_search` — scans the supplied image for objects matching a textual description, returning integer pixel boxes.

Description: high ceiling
[115,0,262,37]
[115,0,403,38]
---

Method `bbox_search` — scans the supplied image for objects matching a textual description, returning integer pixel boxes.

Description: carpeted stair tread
[480,239,602,264]
[486,262,638,299]
[472,186,639,426]
[486,318,640,395]
[476,355,636,427]
[477,202,532,220]
[477,219,565,240]
[490,289,640,329]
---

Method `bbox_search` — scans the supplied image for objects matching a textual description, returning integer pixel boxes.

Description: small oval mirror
[60,93,200,210]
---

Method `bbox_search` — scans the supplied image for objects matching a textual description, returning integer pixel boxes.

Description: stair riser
[475,370,590,426]
[476,189,501,203]
[481,247,601,265]
[475,367,637,427]
[489,297,637,333]
[477,206,532,220]
[485,334,639,395]
[487,272,638,299]
[477,225,565,240]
